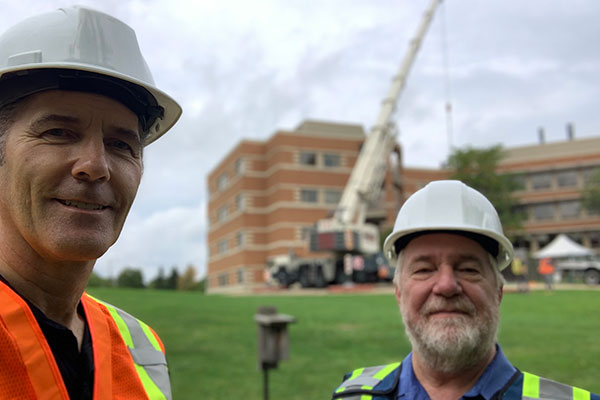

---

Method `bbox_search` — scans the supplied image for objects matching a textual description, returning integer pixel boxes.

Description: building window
[299,151,317,166]
[218,273,228,287]
[218,206,228,222]
[512,173,527,191]
[217,173,228,191]
[532,203,554,221]
[323,153,340,167]
[559,200,580,219]
[556,170,578,188]
[236,194,244,211]
[300,226,313,240]
[218,239,228,254]
[324,189,342,204]
[237,268,245,284]
[235,158,244,175]
[236,231,244,247]
[582,167,600,184]
[530,172,552,191]
[300,189,318,203]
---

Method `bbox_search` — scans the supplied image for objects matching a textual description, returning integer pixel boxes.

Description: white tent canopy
[533,234,596,259]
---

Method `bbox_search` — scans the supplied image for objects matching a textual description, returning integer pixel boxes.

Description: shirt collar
[397,345,517,400]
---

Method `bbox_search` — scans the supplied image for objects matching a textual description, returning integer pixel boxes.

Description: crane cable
[440,1,454,153]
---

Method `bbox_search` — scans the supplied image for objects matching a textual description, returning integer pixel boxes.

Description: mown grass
[87,288,600,399]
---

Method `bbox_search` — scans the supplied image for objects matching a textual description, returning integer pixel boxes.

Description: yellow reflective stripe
[335,368,364,393]
[360,395,372,400]
[523,372,540,398]
[373,362,400,380]
[135,364,167,400]
[573,386,591,400]
[140,320,162,352]
[361,385,372,390]
[102,302,135,348]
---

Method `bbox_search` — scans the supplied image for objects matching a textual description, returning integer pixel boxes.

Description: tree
[582,168,600,215]
[149,267,168,289]
[165,267,179,290]
[445,145,524,234]
[87,271,112,288]
[177,264,198,291]
[117,268,145,289]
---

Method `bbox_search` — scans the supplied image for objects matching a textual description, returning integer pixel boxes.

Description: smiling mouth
[57,199,108,211]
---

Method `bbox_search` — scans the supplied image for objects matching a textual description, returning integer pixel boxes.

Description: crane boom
[313,0,442,255]
[334,0,442,226]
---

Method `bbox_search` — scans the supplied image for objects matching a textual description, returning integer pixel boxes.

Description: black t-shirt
[0,275,94,399]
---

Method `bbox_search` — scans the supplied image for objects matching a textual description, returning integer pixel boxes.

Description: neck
[0,237,93,333]
[412,346,496,400]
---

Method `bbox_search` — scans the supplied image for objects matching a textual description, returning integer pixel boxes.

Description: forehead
[403,232,489,261]
[13,90,139,131]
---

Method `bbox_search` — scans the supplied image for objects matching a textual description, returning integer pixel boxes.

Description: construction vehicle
[267,0,442,287]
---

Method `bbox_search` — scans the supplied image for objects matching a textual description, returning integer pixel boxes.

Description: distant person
[331,181,598,400]
[538,257,556,290]
[511,256,529,293]
[0,6,181,399]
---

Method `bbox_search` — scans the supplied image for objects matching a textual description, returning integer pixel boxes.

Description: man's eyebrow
[29,113,81,130]
[110,125,142,146]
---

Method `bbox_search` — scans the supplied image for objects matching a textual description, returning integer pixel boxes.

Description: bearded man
[331,180,598,400]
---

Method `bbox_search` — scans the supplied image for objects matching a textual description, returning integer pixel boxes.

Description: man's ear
[498,285,504,303]
[394,286,402,307]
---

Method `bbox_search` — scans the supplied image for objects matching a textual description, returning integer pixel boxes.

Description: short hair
[0,99,23,165]
[393,250,504,291]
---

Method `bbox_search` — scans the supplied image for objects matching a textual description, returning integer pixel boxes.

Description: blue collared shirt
[397,345,517,400]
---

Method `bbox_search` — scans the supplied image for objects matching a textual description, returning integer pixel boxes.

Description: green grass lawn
[87,288,600,399]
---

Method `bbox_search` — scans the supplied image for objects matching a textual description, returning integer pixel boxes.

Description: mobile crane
[268,0,443,287]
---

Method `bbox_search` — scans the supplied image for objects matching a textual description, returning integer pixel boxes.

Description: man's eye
[43,129,69,138]
[109,140,132,151]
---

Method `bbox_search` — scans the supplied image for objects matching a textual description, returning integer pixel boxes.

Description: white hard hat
[383,180,514,270]
[0,6,182,145]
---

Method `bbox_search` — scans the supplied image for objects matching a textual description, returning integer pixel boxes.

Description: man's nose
[432,265,462,297]
[71,138,110,182]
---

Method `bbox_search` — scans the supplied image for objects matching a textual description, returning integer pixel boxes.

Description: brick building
[206,121,403,292]
[207,119,600,292]
[498,135,600,252]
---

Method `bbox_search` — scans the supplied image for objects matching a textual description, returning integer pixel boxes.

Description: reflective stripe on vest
[334,362,400,399]
[89,295,172,400]
[522,371,591,400]
[0,281,70,399]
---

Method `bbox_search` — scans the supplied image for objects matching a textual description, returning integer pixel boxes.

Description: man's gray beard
[400,296,499,373]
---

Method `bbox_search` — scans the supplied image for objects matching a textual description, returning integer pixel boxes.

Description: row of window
[514,166,599,192]
[217,268,245,287]
[299,151,341,168]
[300,188,342,204]
[516,199,598,222]
[214,231,245,256]
[214,188,343,224]
[216,194,245,223]
[216,158,245,192]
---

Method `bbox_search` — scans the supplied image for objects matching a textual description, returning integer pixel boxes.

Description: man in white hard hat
[0,6,181,399]
[332,181,599,400]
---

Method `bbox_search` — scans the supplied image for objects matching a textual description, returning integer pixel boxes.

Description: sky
[2,1,600,281]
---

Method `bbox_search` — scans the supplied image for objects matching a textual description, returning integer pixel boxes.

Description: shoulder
[332,362,401,400]
[503,371,600,400]
[82,293,166,354]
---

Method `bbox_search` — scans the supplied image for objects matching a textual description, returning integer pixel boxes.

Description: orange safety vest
[0,280,171,399]
[538,257,555,275]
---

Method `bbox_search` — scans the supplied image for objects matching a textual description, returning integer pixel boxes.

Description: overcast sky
[2,1,600,280]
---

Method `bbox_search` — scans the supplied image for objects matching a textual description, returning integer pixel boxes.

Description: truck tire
[299,265,311,288]
[583,269,600,285]
[315,266,326,288]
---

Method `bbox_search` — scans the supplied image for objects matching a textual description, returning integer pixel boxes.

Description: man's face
[0,90,143,263]
[395,233,502,372]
